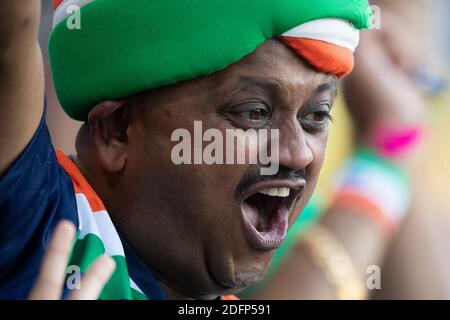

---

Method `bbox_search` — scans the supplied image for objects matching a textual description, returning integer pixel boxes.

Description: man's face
[112,39,337,298]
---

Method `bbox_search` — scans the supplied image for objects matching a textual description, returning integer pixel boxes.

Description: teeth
[258,187,291,198]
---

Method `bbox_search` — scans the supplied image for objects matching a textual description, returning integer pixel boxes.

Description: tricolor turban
[49,0,372,121]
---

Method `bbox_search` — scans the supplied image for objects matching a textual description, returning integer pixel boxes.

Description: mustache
[235,165,306,200]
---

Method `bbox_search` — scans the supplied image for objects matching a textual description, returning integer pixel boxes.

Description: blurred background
[38,0,450,299]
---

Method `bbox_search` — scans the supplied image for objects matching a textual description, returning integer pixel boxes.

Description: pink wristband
[372,125,424,160]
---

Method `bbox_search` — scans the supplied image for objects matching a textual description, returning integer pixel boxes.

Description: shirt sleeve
[0,108,78,299]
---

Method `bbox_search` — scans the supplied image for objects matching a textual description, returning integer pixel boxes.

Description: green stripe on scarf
[69,233,141,300]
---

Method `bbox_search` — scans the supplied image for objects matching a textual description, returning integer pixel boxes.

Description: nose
[278,120,314,171]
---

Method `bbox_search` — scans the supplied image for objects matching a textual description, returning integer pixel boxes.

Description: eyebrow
[314,78,338,97]
[302,79,338,113]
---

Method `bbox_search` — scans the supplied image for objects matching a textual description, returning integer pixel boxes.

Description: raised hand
[29,221,115,300]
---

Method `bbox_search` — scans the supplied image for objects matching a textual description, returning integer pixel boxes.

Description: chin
[208,257,270,294]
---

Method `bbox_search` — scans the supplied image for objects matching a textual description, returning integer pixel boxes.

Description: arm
[0,1,44,176]
[0,4,114,300]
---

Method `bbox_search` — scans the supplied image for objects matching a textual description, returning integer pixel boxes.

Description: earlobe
[88,100,130,173]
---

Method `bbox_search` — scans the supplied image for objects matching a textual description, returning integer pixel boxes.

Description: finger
[29,220,77,300]
[69,255,116,300]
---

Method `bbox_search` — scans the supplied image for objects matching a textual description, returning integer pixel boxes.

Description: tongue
[242,201,260,228]
[243,193,285,232]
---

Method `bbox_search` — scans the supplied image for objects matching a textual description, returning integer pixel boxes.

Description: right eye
[225,101,272,129]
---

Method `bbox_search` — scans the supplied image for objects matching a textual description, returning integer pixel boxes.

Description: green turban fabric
[49,0,372,121]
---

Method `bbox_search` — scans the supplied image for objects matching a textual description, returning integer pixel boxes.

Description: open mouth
[240,182,305,251]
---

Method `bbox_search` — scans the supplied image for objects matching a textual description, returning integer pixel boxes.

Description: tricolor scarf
[49,0,372,120]
[56,151,237,300]
[56,151,148,299]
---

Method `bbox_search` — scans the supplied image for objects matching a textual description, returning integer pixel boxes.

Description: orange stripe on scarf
[53,0,64,9]
[281,37,354,79]
[56,150,107,212]
[222,295,239,300]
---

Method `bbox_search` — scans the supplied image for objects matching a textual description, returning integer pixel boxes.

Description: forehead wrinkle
[212,75,281,104]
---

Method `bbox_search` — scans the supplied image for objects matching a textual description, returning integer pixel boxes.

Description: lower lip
[241,203,289,251]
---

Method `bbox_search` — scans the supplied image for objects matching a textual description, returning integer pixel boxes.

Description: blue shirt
[0,111,168,300]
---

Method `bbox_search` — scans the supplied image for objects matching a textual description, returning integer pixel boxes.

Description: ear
[88,99,130,173]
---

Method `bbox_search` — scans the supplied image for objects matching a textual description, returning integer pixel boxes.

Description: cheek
[136,110,251,229]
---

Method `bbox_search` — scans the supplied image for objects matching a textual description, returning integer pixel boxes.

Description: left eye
[303,111,331,123]
[241,108,270,122]
[299,105,332,131]
[224,101,272,129]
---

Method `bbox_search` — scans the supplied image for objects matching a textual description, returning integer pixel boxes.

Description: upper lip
[239,179,306,209]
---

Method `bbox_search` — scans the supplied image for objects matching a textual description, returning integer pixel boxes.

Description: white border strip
[75,193,125,257]
[53,0,94,27]
[282,18,360,52]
